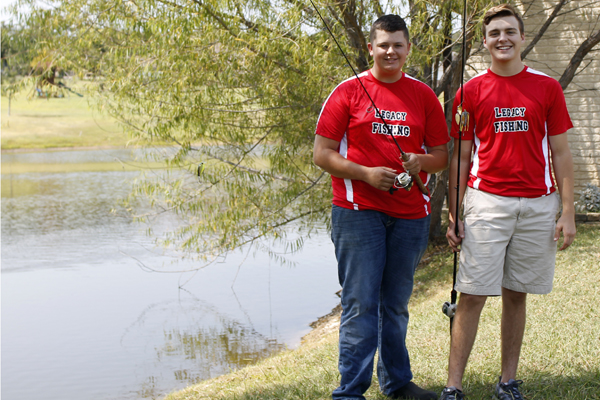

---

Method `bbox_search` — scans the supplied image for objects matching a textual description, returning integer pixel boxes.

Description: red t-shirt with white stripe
[451,66,573,198]
[316,70,449,219]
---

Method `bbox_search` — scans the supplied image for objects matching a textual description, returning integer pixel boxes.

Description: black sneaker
[493,377,524,400]
[390,381,438,399]
[440,386,464,400]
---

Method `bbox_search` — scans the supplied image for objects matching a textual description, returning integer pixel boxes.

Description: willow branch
[559,29,600,90]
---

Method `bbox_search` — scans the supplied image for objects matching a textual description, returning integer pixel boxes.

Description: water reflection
[2,170,140,272]
[1,149,339,400]
[2,172,130,230]
[159,316,285,372]
[120,294,287,400]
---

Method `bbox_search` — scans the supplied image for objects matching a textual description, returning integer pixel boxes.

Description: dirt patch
[301,303,342,345]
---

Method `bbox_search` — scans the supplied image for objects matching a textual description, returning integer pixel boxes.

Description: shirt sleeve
[315,83,351,142]
[423,86,450,147]
[546,79,573,136]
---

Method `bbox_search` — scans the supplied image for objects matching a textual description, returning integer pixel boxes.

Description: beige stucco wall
[465,0,600,193]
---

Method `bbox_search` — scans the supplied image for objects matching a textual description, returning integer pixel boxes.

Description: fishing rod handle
[400,153,429,195]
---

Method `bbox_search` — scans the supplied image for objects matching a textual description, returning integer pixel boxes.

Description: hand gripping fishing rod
[308,0,428,195]
[441,0,470,334]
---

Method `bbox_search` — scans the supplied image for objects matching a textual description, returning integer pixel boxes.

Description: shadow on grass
[188,368,600,399]
[458,369,600,400]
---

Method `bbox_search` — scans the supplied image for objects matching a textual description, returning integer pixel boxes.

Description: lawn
[1,79,132,150]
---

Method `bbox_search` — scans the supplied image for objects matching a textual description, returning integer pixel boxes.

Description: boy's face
[368,29,411,81]
[484,15,525,64]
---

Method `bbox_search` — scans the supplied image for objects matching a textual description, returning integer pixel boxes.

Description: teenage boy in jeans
[441,4,576,400]
[314,14,449,400]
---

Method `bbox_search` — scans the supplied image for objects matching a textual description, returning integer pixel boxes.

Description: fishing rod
[442,0,470,334]
[308,0,428,195]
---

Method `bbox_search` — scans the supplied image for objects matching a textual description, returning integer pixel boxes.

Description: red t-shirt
[316,70,449,219]
[451,66,573,197]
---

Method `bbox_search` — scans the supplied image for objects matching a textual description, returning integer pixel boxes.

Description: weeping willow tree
[4,0,520,262]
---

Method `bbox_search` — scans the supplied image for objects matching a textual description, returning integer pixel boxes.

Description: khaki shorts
[456,187,560,296]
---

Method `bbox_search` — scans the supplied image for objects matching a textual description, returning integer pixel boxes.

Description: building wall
[465,0,600,193]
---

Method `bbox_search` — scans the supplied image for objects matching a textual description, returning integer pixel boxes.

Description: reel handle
[442,301,457,318]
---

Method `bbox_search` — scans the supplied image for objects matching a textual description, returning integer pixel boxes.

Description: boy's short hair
[369,14,410,43]
[482,3,524,36]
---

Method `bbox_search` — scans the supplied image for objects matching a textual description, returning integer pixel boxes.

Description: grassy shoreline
[165,224,599,400]
[1,85,133,151]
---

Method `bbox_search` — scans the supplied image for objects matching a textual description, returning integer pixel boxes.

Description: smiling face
[484,15,525,75]
[368,29,411,83]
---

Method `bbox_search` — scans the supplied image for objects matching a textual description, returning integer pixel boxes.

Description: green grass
[165,224,600,400]
[1,160,167,175]
[1,80,133,150]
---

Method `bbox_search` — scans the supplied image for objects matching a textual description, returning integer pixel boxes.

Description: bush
[575,183,600,213]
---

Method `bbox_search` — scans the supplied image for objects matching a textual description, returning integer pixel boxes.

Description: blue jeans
[331,205,430,400]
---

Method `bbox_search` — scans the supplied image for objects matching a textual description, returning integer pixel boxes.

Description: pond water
[1,148,340,400]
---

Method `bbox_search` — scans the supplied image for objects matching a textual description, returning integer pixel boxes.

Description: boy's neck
[490,59,525,77]
[371,67,403,83]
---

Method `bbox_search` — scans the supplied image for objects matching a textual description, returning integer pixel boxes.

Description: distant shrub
[576,183,600,213]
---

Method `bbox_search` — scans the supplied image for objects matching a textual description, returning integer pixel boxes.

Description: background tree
[9,0,599,264]
[1,8,77,106]
[1,20,36,113]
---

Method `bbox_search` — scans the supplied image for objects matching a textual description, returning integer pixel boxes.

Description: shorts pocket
[463,187,476,216]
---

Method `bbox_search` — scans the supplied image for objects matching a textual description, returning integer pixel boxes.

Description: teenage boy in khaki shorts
[440,4,576,400]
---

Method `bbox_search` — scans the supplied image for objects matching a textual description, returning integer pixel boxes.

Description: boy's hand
[446,219,465,252]
[555,214,576,250]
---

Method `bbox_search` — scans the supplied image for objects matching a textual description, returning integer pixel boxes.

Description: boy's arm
[403,144,449,175]
[313,134,398,191]
[446,138,473,252]
[549,132,576,250]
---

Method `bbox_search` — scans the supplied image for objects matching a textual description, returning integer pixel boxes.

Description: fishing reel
[388,172,413,194]
[442,301,457,318]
